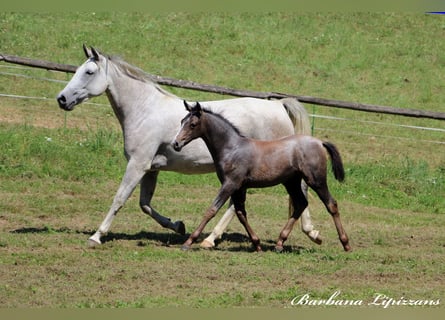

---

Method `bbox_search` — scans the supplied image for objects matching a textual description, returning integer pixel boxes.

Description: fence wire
[0,64,444,145]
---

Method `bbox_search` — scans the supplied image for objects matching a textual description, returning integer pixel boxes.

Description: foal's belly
[244,171,296,189]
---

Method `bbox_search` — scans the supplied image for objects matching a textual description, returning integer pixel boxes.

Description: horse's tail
[281,98,311,135]
[282,98,313,220]
[322,141,345,182]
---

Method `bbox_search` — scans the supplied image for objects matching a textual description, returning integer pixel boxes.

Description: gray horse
[56,46,321,248]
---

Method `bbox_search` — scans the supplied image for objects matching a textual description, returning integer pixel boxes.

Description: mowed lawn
[0,13,444,308]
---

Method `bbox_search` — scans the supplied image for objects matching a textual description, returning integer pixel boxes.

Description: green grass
[0,123,442,215]
[0,12,444,308]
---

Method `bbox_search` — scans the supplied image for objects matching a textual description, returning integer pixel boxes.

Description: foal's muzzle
[171,140,183,152]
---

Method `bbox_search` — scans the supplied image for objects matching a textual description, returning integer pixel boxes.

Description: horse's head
[56,45,109,111]
[172,100,204,152]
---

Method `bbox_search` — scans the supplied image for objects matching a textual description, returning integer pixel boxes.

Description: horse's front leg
[88,159,146,247]
[139,171,185,234]
[182,183,235,250]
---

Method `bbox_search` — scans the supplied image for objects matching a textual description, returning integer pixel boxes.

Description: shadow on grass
[11,226,309,253]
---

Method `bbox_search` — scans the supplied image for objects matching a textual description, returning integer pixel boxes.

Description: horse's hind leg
[140,171,185,235]
[311,181,351,252]
[276,177,308,252]
[200,201,236,248]
[298,181,322,244]
[232,190,262,252]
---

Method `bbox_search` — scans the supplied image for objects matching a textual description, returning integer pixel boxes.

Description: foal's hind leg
[276,177,308,252]
[311,181,351,252]
[232,190,262,252]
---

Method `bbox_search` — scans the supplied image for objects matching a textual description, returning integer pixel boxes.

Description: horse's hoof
[175,221,186,235]
[88,238,101,248]
[308,230,322,245]
[181,244,191,251]
[200,239,215,249]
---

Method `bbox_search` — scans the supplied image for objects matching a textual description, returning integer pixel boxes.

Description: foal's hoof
[275,245,284,253]
[174,220,186,235]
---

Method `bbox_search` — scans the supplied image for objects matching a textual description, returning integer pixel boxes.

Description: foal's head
[172,101,205,152]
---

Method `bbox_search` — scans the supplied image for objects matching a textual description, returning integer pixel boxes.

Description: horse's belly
[150,143,215,174]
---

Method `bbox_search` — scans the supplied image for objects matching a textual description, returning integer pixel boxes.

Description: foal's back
[240,135,327,188]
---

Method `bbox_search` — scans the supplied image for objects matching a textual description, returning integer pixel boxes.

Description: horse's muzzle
[57,94,73,111]
[56,93,81,111]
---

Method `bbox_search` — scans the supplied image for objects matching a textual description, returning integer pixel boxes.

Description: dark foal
[172,101,351,252]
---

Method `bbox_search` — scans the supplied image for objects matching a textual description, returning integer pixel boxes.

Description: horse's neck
[202,114,244,160]
[105,66,168,129]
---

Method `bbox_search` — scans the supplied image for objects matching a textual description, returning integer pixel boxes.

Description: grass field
[0,12,444,308]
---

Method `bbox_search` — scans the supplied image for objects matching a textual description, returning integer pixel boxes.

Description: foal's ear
[183,100,202,115]
[183,100,193,112]
[194,102,202,113]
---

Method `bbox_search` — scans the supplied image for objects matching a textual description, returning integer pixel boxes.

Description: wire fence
[1,63,444,146]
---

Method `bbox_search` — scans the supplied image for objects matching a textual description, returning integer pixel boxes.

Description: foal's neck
[201,112,245,159]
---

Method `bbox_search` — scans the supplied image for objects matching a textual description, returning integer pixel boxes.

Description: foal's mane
[201,108,245,138]
[107,55,178,98]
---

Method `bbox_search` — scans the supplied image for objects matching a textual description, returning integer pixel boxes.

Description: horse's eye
[190,123,196,129]
[86,70,94,75]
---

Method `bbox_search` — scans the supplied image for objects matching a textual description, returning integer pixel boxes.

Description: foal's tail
[322,141,345,182]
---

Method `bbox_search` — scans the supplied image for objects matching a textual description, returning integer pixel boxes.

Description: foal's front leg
[182,183,235,250]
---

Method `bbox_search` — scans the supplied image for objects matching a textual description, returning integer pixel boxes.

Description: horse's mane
[201,108,246,138]
[108,55,178,98]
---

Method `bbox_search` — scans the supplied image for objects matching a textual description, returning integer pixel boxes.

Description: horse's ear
[83,44,92,58]
[91,47,101,61]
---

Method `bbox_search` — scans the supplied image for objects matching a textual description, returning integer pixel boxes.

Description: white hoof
[200,239,215,249]
[307,230,322,245]
[88,235,101,248]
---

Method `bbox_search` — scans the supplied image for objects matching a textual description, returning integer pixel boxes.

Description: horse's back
[201,98,295,139]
